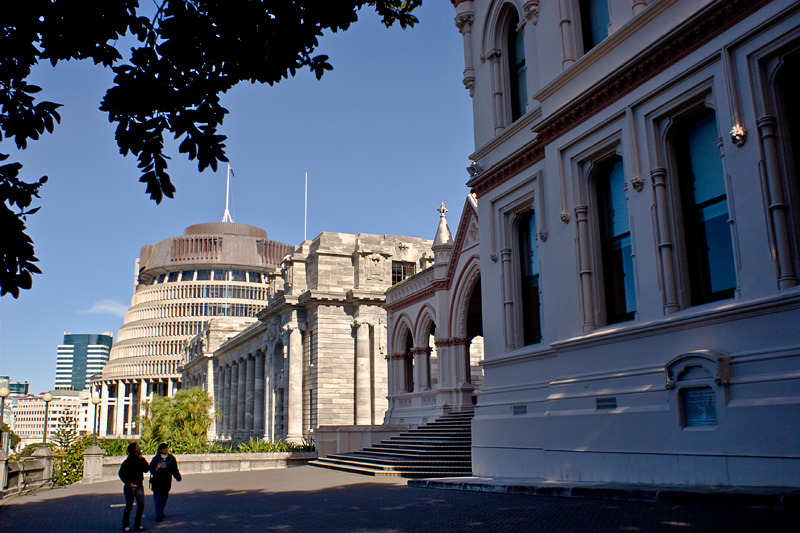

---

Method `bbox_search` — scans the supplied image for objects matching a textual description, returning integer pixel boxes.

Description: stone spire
[433,202,453,247]
[432,203,453,280]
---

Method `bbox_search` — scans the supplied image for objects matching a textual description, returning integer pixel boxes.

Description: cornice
[467,105,542,171]
[470,0,772,198]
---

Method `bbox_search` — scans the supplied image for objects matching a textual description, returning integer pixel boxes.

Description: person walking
[118,442,150,532]
[149,443,182,522]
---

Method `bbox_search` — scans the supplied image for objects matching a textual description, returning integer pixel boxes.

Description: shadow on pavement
[2,480,799,532]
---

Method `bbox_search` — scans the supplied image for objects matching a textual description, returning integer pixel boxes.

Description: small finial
[438,202,448,217]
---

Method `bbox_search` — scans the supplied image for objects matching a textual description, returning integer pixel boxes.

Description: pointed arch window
[507,10,527,122]
[579,0,610,53]
[674,109,735,304]
[596,156,636,323]
[519,211,541,345]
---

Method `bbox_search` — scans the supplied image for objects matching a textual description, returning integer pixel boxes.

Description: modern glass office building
[55,333,113,391]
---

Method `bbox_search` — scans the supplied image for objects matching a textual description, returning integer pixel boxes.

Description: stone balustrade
[81,451,318,484]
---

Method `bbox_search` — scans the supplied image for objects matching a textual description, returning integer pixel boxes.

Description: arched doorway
[465,279,484,392]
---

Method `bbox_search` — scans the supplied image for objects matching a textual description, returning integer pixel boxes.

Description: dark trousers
[153,490,170,520]
[123,484,145,528]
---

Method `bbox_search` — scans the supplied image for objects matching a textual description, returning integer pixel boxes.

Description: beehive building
[92,222,291,437]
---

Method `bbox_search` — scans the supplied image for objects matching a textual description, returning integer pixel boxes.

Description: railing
[3,457,52,497]
[82,451,318,484]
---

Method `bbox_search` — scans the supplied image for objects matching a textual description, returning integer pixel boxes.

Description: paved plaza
[1,466,797,532]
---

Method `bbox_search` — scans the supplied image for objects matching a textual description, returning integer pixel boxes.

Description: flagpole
[222,164,233,223]
[304,171,308,241]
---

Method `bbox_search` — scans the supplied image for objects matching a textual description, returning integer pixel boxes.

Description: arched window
[579,0,610,53]
[595,156,636,323]
[404,331,414,393]
[775,53,800,272]
[506,9,527,122]
[518,211,541,345]
[673,109,735,304]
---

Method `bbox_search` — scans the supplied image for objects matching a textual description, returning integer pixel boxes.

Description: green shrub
[98,437,134,456]
[53,434,93,486]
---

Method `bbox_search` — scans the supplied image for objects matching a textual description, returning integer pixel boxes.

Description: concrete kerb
[408,478,800,511]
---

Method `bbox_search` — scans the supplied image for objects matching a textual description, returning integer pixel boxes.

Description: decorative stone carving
[454,12,474,33]
[631,175,644,192]
[730,123,746,146]
[524,1,539,25]
[365,253,384,281]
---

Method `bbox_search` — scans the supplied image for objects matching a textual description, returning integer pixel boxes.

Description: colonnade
[214,319,305,443]
[92,377,179,437]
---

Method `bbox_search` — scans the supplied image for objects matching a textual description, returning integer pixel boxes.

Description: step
[311,458,471,475]
[309,411,474,478]
[356,449,470,460]
[325,454,471,468]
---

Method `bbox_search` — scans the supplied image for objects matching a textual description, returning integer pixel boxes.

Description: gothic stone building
[391,0,800,487]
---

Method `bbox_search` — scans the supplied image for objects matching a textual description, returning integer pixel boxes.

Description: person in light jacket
[119,442,150,531]
[149,443,182,522]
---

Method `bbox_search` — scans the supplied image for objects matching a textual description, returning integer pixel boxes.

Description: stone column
[285,320,304,443]
[652,167,680,313]
[237,358,247,437]
[137,379,147,437]
[501,248,517,351]
[353,318,372,425]
[487,49,505,135]
[215,367,224,438]
[99,382,109,438]
[115,380,125,437]
[575,205,596,332]
[414,348,431,391]
[245,355,255,435]
[558,0,575,69]
[229,363,239,439]
[265,349,274,442]
[254,351,265,438]
[455,11,475,96]
[757,116,797,288]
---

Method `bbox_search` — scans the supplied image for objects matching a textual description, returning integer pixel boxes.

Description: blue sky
[0,2,474,395]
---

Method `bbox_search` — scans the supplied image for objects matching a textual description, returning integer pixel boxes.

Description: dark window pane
[249,272,263,283]
[519,211,541,345]
[231,270,246,282]
[167,272,179,282]
[196,269,211,281]
[677,110,735,304]
[213,270,228,281]
[580,0,610,52]
[180,270,194,281]
[598,157,636,323]
[507,11,526,122]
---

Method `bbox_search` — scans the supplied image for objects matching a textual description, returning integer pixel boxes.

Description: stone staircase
[309,411,474,478]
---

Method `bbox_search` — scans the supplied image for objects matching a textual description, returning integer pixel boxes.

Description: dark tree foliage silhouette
[1,0,420,298]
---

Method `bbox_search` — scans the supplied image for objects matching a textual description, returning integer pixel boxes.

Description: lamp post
[42,392,53,445]
[91,396,101,446]
[0,386,9,453]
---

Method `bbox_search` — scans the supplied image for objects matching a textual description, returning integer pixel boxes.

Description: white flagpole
[304,171,308,241]
[222,164,233,223]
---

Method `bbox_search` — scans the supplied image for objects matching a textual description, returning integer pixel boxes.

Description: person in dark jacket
[118,442,150,531]
[149,443,182,522]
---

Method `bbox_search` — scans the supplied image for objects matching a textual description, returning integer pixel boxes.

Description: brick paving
[1,466,798,532]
